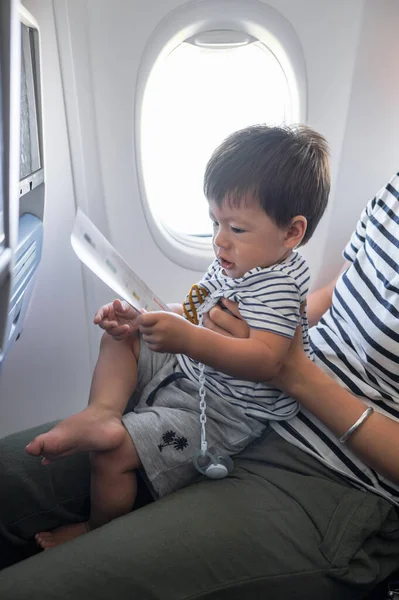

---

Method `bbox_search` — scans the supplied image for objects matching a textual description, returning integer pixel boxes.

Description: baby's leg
[36,427,140,549]
[89,428,140,529]
[26,332,141,463]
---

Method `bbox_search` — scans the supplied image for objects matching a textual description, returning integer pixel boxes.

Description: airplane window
[141,33,292,241]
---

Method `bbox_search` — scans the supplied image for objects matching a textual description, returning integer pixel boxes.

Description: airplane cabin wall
[322,0,399,284]
[0,0,92,437]
[0,0,397,437]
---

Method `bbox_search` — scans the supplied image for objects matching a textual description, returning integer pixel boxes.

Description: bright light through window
[141,37,292,238]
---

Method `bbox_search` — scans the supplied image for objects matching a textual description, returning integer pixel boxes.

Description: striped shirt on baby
[177,252,311,422]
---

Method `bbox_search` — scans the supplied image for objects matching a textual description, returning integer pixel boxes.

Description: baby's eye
[212,221,219,228]
[231,226,245,234]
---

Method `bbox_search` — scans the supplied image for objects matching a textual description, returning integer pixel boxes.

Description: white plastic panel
[0,0,92,437]
[0,0,20,360]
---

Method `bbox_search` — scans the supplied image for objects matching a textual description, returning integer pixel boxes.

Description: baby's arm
[195,266,305,380]
[139,269,303,380]
[184,325,292,382]
[184,268,303,380]
[138,309,292,382]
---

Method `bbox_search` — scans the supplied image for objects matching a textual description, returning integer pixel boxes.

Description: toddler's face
[208,196,290,279]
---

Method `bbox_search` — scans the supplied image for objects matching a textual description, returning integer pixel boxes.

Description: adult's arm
[306,261,350,327]
[205,291,399,486]
[271,327,399,486]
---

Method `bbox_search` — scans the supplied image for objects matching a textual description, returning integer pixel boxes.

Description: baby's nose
[214,229,229,248]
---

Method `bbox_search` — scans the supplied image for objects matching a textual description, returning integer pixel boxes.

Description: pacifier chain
[198,360,208,454]
[198,313,208,454]
[192,313,234,479]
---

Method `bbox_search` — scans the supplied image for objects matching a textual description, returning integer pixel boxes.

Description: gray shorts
[122,339,264,497]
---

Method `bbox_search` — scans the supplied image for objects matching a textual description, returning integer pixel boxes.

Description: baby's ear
[284,216,307,249]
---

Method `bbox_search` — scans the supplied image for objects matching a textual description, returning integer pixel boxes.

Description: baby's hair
[203,124,330,245]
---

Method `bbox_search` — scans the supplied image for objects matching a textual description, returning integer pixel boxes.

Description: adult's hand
[268,322,309,393]
[203,299,249,338]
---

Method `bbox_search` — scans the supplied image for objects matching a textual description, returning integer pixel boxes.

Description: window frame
[134,0,307,271]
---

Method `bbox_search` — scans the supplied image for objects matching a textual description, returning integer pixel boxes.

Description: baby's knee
[100,330,139,360]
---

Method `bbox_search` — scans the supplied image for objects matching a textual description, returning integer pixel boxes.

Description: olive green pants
[1,422,399,599]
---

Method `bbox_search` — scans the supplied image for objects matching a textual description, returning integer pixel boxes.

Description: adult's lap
[0,424,398,600]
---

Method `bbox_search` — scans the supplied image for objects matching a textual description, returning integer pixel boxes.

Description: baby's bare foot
[25,407,126,463]
[35,522,90,549]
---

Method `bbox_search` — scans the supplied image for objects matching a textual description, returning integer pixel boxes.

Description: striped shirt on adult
[271,173,399,505]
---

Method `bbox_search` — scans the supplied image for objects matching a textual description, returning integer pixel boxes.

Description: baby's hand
[93,299,140,341]
[139,311,193,354]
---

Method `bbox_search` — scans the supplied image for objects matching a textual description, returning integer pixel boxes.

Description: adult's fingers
[220,298,242,318]
[206,303,249,338]
[202,311,233,336]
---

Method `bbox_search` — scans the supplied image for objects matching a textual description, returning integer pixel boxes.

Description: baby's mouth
[219,258,234,270]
